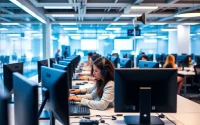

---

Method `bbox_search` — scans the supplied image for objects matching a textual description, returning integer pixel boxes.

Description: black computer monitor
[110,56,118,68]
[53,64,72,89]
[13,72,38,125]
[139,60,159,68]
[120,58,131,68]
[177,55,189,67]
[38,66,69,125]
[195,56,200,65]
[0,89,9,125]
[63,59,75,74]
[37,59,48,83]
[3,62,23,95]
[59,61,73,80]
[114,68,177,125]
[155,54,161,62]
[49,58,56,68]
[147,54,153,61]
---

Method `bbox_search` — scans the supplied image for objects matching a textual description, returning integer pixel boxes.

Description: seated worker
[188,55,194,67]
[69,57,114,110]
[81,52,93,67]
[163,55,183,94]
[141,55,148,61]
[78,54,100,81]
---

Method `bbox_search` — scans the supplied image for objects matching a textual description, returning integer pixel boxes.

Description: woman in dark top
[163,55,184,94]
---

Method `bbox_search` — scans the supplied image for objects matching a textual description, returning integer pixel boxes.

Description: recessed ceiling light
[44,6,72,9]
[121,14,141,17]
[1,23,20,25]
[181,23,199,25]
[174,13,200,18]
[161,28,177,32]
[51,14,75,17]
[131,6,158,9]
[0,28,8,30]
[106,28,121,30]
[63,28,78,30]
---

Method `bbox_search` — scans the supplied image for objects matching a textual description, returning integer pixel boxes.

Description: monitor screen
[49,58,56,68]
[127,29,141,36]
[177,55,189,67]
[139,60,159,68]
[120,58,131,68]
[114,68,177,124]
[3,62,23,94]
[81,39,98,50]
[114,39,133,50]
[41,66,69,124]
[195,56,200,65]
[13,73,38,125]
[53,64,72,89]
[110,56,118,68]
[0,89,9,125]
[37,60,48,83]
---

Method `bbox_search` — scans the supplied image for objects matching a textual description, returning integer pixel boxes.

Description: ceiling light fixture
[44,6,72,9]
[131,6,158,9]
[161,28,177,32]
[63,28,78,30]
[106,28,121,31]
[51,14,75,17]
[1,23,20,25]
[10,0,46,23]
[174,13,200,18]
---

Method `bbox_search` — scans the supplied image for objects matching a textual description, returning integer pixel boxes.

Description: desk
[178,71,195,96]
[8,95,200,125]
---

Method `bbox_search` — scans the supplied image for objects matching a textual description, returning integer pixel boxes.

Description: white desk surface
[11,76,199,125]
[178,71,195,75]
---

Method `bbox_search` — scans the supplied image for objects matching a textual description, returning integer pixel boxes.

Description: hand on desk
[70,89,81,94]
[69,95,81,102]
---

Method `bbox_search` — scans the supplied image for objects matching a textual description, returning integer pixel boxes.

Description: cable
[157,113,176,125]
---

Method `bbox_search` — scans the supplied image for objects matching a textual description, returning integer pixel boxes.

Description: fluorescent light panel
[0,28,8,31]
[1,23,19,25]
[63,28,78,30]
[121,14,141,17]
[51,14,75,17]
[7,34,21,36]
[143,33,157,36]
[197,33,200,35]
[131,6,158,9]
[10,0,46,23]
[182,23,199,25]
[111,23,128,25]
[44,6,72,9]
[60,23,77,25]
[68,34,80,36]
[106,28,121,30]
[174,13,200,18]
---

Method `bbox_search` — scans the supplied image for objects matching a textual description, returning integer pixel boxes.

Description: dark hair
[141,52,145,55]
[90,55,100,75]
[142,55,148,61]
[88,52,93,57]
[93,57,114,98]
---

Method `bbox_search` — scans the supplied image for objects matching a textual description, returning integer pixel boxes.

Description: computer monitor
[0,89,9,125]
[63,59,75,74]
[155,54,161,62]
[139,60,159,68]
[195,56,200,65]
[147,54,153,61]
[3,62,23,95]
[37,59,48,83]
[114,68,177,125]
[39,66,69,125]
[59,61,73,80]
[120,58,131,68]
[13,72,38,125]
[177,55,189,67]
[49,58,56,68]
[110,56,118,68]
[53,64,72,89]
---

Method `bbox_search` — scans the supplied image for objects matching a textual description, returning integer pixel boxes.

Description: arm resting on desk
[77,81,114,111]
[80,84,96,94]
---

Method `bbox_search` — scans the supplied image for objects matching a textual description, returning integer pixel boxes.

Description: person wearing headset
[69,57,115,110]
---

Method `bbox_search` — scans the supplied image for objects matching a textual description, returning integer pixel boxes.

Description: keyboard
[69,101,90,116]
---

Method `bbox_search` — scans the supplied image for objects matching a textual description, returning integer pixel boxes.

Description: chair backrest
[194,64,200,83]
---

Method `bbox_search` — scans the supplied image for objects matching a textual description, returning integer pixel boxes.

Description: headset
[101,57,108,77]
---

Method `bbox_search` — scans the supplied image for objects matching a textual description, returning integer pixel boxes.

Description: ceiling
[0,0,199,24]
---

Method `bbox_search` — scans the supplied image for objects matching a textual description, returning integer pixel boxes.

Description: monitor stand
[124,87,164,125]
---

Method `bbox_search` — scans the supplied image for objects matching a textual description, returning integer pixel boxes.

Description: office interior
[1,0,200,125]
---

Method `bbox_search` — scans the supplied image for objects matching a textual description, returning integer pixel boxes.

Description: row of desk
[8,67,200,125]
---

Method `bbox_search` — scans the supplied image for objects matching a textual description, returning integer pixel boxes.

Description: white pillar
[168,30,178,54]
[42,23,51,59]
[177,25,191,55]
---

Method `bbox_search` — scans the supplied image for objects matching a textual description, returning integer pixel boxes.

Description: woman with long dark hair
[69,57,115,110]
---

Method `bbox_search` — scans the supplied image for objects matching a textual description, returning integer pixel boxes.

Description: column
[168,30,178,54]
[42,23,51,59]
[177,25,190,55]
